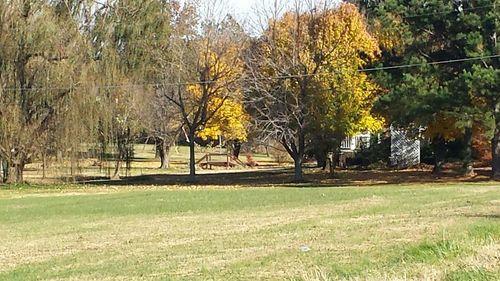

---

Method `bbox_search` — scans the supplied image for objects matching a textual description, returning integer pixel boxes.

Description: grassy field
[0,183,499,280]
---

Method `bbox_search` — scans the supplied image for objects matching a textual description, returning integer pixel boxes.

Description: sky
[213,0,340,35]
[223,0,338,33]
[223,0,271,34]
[225,0,293,34]
[225,0,339,19]
[226,0,261,20]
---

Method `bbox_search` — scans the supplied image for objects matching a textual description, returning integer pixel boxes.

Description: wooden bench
[196,153,248,170]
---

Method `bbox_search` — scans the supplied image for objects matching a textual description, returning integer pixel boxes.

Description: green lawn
[0,183,499,280]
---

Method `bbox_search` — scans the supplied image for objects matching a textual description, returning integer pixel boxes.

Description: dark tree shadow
[77,166,495,188]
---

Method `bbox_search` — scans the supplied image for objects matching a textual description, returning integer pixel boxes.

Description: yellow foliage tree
[185,48,247,142]
[309,4,383,136]
[247,2,382,180]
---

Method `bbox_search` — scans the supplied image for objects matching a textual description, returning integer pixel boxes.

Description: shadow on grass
[78,166,494,187]
[80,168,295,186]
[463,213,500,219]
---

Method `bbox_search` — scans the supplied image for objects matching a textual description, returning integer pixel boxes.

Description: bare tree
[141,87,183,169]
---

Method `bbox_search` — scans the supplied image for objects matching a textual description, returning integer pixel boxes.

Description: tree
[358,0,498,176]
[0,0,88,183]
[465,66,500,178]
[245,1,381,181]
[109,0,180,170]
[309,68,384,175]
[159,1,246,181]
[89,0,172,178]
[142,88,183,169]
[462,0,499,178]
[196,97,249,159]
[373,63,465,174]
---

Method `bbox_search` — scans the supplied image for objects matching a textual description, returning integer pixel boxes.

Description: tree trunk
[0,159,4,183]
[124,128,133,175]
[431,135,446,175]
[329,151,341,178]
[111,158,121,180]
[188,131,196,181]
[232,140,242,158]
[328,152,335,176]
[281,132,305,182]
[294,125,306,182]
[70,151,76,177]
[6,163,25,184]
[112,129,132,180]
[112,146,122,180]
[155,142,160,158]
[42,153,47,179]
[293,156,303,182]
[158,139,171,169]
[315,148,327,169]
[492,109,500,180]
[462,127,475,177]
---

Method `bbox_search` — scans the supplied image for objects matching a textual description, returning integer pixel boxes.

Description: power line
[1,54,498,92]
[225,3,497,24]
[359,54,500,72]
[403,4,496,19]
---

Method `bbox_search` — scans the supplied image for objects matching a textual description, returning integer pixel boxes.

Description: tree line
[0,0,498,183]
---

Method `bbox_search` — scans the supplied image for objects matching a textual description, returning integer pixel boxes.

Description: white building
[340,132,371,152]
[389,126,421,168]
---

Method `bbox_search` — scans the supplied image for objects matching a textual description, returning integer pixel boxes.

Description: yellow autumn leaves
[312,4,384,136]
[187,3,384,143]
[265,3,384,137]
[197,97,249,141]
[186,49,249,141]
